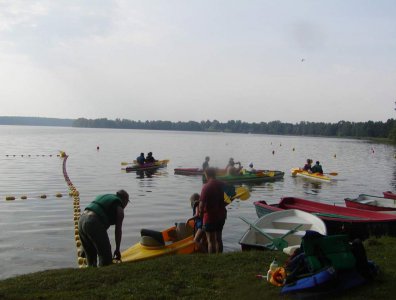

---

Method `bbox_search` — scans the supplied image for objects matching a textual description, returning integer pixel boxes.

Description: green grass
[1,237,396,299]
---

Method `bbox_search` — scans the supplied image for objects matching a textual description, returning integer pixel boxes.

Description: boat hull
[209,170,284,184]
[121,220,195,262]
[239,209,327,251]
[291,168,331,182]
[345,194,396,211]
[254,197,396,240]
[383,191,396,200]
[125,160,168,172]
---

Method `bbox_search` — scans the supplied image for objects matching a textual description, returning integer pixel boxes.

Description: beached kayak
[239,209,327,251]
[205,170,284,184]
[383,191,396,200]
[124,160,169,172]
[345,194,396,211]
[254,197,396,239]
[291,168,331,182]
[121,219,196,263]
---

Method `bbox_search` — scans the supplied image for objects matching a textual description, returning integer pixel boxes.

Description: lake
[0,125,395,279]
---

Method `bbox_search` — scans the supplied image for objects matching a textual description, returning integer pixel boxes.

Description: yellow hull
[291,168,331,182]
[121,220,196,263]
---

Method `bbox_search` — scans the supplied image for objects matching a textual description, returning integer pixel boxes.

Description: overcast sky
[0,0,395,123]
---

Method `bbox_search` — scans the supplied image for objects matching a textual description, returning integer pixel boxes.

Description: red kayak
[174,168,227,176]
[254,197,396,239]
[383,191,396,200]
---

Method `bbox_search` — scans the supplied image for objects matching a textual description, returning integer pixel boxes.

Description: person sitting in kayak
[311,161,324,174]
[136,153,145,165]
[246,162,256,174]
[202,156,210,171]
[145,152,156,163]
[303,159,313,173]
[226,158,242,175]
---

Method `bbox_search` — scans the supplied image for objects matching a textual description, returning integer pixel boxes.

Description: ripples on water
[0,126,395,279]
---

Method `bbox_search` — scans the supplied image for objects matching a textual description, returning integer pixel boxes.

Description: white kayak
[239,209,327,252]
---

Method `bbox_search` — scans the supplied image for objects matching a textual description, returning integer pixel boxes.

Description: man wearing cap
[78,189,130,267]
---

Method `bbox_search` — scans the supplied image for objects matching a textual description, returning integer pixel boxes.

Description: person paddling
[311,161,324,174]
[136,153,145,165]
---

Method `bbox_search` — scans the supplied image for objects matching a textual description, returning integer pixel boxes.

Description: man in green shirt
[78,190,130,267]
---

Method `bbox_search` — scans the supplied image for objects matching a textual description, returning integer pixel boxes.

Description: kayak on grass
[121,219,196,263]
[239,209,327,251]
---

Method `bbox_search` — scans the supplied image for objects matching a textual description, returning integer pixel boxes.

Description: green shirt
[85,194,122,228]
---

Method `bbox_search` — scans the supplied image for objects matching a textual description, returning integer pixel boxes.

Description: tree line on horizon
[73,117,396,140]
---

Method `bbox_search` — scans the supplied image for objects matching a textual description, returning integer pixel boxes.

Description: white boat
[239,209,327,252]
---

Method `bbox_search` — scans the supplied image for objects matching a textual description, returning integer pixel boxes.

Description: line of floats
[60,151,87,268]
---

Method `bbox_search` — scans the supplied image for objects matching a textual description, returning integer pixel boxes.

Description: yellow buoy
[75,229,79,235]
[75,235,80,241]
[40,195,47,199]
[21,195,27,200]
[55,193,62,198]
[76,240,81,247]
[5,196,16,201]
[78,257,84,265]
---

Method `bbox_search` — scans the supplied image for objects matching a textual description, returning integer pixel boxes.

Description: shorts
[195,218,203,230]
[203,219,225,232]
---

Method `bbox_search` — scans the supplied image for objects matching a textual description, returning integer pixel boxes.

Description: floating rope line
[5,154,62,157]
[61,152,87,268]
[4,193,66,201]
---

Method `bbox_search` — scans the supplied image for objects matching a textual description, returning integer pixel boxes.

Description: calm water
[1,125,395,279]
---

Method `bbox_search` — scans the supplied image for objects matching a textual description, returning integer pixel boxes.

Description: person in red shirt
[199,168,226,253]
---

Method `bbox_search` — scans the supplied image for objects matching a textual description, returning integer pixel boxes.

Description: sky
[0,0,395,123]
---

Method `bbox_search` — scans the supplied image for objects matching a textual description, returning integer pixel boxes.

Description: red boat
[174,168,206,176]
[383,191,396,200]
[254,197,396,239]
[345,194,396,211]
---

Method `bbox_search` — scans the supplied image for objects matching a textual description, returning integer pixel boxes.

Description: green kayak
[204,170,285,184]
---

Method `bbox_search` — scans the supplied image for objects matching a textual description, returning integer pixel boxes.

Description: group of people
[202,156,248,176]
[136,152,156,165]
[303,159,324,174]
[79,163,228,267]
[78,155,327,266]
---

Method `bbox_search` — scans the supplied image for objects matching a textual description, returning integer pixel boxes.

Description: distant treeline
[0,116,74,127]
[73,118,396,139]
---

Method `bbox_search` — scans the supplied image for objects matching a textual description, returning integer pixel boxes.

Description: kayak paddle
[224,186,250,204]
[239,216,303,250]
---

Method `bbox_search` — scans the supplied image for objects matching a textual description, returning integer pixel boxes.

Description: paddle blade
[327,172,338,176]
[234,186,250,201]
[224,193,232,204]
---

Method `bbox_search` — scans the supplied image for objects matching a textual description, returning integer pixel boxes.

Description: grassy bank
[1,236,396,299]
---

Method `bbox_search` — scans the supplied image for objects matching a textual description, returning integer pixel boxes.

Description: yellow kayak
[291,168,331,182]
[121,219,196,263]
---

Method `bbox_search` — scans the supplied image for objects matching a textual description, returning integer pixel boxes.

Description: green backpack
[301,234,356,272]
